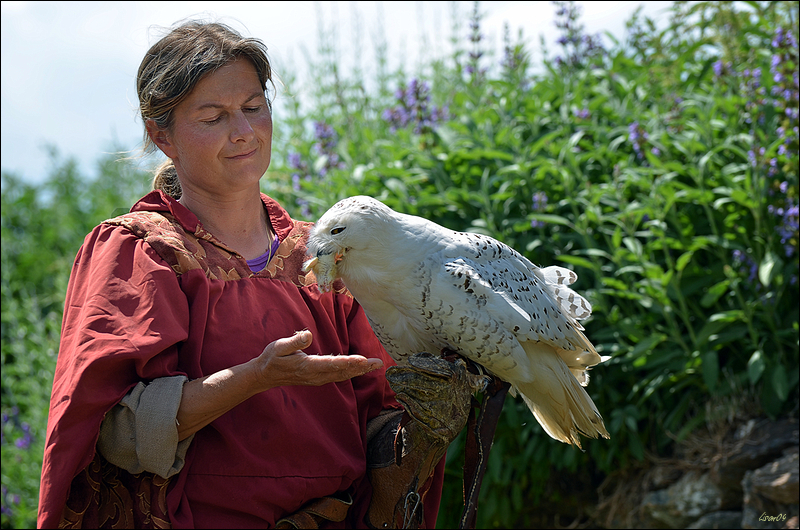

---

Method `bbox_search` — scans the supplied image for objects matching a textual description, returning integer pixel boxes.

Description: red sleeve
[38,223,190,528]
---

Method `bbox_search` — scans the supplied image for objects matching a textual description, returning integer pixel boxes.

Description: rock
[642,471,724,528]
[750,449,799,505]
[688,510,743,529]
[711,419,799,509]
[741,448,800,529]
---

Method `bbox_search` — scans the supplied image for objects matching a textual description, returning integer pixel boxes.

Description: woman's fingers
[257,331,383,387]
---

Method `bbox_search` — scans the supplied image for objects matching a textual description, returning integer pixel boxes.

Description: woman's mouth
[228,148,257,160]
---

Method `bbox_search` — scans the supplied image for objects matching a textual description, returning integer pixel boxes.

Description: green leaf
[758,251,782,287]
[676,251,694,272]
[622,236,643,257]
[527,213,573,227]
[626,334,668,365]
[747,350,765,385]
[612,227,622,250]
[701,280,730,307]
[709,310,745,322]
[771,363,789,402]
[696,313,741,347]
[730,188,754,208]
[383,177,407,197]
[556,254,595,270]
[601,277,629,291]
[702,351,719,392]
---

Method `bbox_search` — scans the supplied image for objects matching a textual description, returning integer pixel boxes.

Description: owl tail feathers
[517,343,610,450]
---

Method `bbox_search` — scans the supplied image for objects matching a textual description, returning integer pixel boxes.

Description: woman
[37,20,470,529]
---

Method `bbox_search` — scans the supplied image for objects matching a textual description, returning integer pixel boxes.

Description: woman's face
[148,57,272,197]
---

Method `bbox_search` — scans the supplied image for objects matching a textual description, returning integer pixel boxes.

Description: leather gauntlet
[365,353,488,529]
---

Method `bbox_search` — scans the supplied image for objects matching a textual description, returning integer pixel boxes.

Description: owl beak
[316,247,345,262]
[302,257,319,272]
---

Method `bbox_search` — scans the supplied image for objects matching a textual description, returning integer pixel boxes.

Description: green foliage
[1,148,150,528]
[2,1,798,528]
[264,1,799,527]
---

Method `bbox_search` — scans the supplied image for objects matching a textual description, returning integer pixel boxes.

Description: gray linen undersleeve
[97,375,194,479]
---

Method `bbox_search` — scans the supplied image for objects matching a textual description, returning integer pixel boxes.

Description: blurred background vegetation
[2,1,798,528]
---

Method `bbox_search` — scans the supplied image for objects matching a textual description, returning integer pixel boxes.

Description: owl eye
[330,226,346,235]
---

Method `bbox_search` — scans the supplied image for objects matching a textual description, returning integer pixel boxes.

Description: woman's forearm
[176,360,262,441]
[175,331,381,441]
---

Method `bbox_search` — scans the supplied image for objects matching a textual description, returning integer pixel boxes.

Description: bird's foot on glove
[386,352,490,444]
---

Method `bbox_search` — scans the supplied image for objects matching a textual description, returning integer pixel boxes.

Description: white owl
[304,195,610,448]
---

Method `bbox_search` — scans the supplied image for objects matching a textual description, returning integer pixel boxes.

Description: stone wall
[605,418,799,529]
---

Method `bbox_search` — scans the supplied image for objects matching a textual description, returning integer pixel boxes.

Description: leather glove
[386,352,489,446]
[365,352,489,529]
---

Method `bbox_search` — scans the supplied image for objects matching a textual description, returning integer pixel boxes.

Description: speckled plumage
[304,196,610,448]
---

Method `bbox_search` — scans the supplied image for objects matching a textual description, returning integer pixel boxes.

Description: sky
[0,1,674,185]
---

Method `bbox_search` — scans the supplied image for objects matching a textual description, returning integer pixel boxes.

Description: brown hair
[137,20,274,199]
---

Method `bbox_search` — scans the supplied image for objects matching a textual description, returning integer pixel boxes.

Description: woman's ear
[146,119,176,159]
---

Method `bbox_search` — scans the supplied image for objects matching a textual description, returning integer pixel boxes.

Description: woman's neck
[179,185,273,260]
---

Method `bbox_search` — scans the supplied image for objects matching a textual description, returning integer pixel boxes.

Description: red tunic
[37,190,444,528]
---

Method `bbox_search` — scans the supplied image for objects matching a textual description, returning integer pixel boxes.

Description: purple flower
[773,196,799,257]
[629,122,640,140]
[772,27,784,48]
[314,121,335,141]
[532,191,548,211]
[573,108,590,119]
[628,122,650,159]
[382,78,447,134]
[551,0,605,69]
[748,150,757,167]
[501,22,525,74]
[307,121,344,175]
[530,191,549,228]
[466,2,486,80]
[732,250,759,286]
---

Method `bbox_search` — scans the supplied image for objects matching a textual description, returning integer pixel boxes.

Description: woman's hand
[176,330,382,440]
[250,330,383,389]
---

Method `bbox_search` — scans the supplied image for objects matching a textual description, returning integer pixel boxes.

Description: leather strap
[275,493,353,529]
[365,417,446,529]
[458,366,511,529]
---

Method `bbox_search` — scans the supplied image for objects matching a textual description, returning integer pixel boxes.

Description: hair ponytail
[152,160,182,199]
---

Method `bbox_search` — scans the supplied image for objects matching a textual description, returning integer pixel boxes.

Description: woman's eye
[203,116,222,124]
[244,106,262,113]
